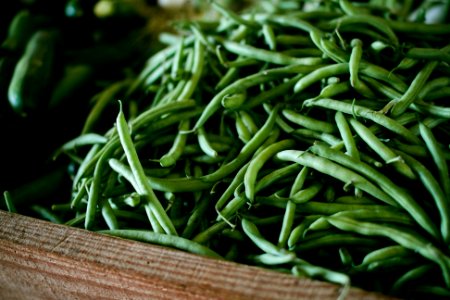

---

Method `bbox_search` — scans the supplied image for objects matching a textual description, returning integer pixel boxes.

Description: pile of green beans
[12,0,450,298]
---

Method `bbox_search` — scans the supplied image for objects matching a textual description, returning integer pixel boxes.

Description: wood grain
[0,210,396,299]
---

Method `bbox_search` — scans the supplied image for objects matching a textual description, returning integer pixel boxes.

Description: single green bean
[419,123,450,200]
[244,139,296,202]
[348,118,415,179]
[101,229,222,259]
[242,218,283,255]
[294,63,349,94]
[116,102,177,235]
[159,119,190,167]
[388,61,438,117]
[282,109,335,133]
[303,98,421,144]
[3,191,16,213]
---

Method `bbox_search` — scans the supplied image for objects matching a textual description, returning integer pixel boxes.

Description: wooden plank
[0,210,396,299]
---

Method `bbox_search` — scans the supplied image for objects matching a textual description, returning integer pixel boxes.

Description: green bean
[126,35,195,95]
[391,264,435,294]
[335,111,359,161]
[193,64,320,131]
[339,247,353,267]
[339,0,369,15]
[192,221,228,245]
[177,39,205,101]
[411,101,450,119]
[56,133,108,157]
[388,140,428,158]
[406,47,450,64]
[288,215,321,248]
[303,98,421,144]
[101,229,222,259]
[181,194,211,239]
[391,57,418,73]
[282,109,335,133]
[101,199,119,230]
[235,112,252,143]
[310,142,440,239]
[291,128,342,147]
[251,252,297,265]
[385,20,450,35]
[262,24,276,50]
[319,36,349,63]
[82,79,131,134]
[348,118,416,179]
[242,218,283,255]
[51,203,71,212]
[138,107,203,136]
[219,38,323,66]
[326,15,399,47]
[395,150,450,244]
[387,61,438,117]
[359,62,408,93]
[294,233,380,252]
[292,263,350,300]
[255,163,301,193]
[349,39,375,98]
[215,67,238,91]
[201,104,280,183]
[289,182,323,204]
[218,195,246,224]
[170,36,185,80]
[244,139,295,202]
[116,102,177,235]
[85,143,116,230]
[211,0,258,28]
[70,178,90,210]
[243,74,302,109]
[268,15,324,38]
[280,48,323,57]
[325,216,450,287]
[294,63,349,93]
[3,191,16,213]
[275,34,313,46]
[238,111,259,136]
[319,81,351,98]
[197,127,218,158]
[418,77,450,100]
[419,123,450,200]
[276,150,397,206]
[159,120,190,167]
[309,208,414,232]
[109,158,213,193]
[361,245,412,266]
[365,256,419,272]
[221,93,246,110]
[278,200,297,249]
[65,213,86,227]
[214,161,248,211]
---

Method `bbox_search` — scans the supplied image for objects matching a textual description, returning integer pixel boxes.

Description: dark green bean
[326,216,450,287]
[116,102,177,235]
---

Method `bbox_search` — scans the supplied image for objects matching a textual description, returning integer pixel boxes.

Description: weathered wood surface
[0,210,396,299]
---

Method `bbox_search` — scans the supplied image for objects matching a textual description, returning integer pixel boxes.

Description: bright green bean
[116,102,177,235]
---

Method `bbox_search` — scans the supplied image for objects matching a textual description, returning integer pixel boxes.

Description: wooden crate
[0,210,396,299]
